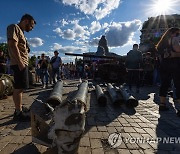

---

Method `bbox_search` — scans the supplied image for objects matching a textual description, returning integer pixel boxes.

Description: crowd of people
[34,53,97,87]
[1,13,179,122]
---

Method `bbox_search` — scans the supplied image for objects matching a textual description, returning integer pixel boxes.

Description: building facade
[139,14,180,52]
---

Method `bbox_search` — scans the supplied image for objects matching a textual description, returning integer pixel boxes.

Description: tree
[0,43,8,56]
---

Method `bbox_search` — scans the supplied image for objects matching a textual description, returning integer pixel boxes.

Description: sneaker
[42,85,46,88]
[13,111,30,122]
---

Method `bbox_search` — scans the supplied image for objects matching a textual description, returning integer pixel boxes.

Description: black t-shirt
[38,59,48,69]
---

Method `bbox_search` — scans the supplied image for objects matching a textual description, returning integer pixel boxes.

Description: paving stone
[80,137,90,147]
[121,123,131,127]
[0,142,8,151]
[143,128,157,138]
[129,149,144,154]
[89,126,98,132]
[90,138,102,149]
[106,127,117,134]
[22,136,32,144]
[97,126,108,132]
[143,149,155,154]
[78,147,91,154]
[92,148,104,154]
[102,132,110,139]
[10,136,25,144]
[134,127,147,134]
[123,127,136,133]
[116,140,127,149]
[118,118,129,124]
[117,149,131,154]
[89,132,103,139]
[1,81,180,153]
[0,143,18,154]
[0,135,14,143]
[130,123,141,128]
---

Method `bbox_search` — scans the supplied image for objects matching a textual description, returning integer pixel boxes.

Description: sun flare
[148,0,178,16]
[153,0,171,14]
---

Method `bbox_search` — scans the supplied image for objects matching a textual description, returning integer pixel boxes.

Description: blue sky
[0,0,179,62]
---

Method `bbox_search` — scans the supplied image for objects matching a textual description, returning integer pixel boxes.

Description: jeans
[52,67,60,84]
[127,70,140,90]
[40,69,49,85]
[159,58,180,99]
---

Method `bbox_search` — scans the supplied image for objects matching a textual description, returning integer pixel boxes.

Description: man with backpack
[156,27,180,116]
[50,50,62,84]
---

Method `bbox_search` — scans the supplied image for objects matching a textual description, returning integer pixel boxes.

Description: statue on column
[96,35,109,56]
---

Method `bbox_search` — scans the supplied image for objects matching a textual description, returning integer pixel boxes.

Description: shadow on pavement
[13,143,40,154]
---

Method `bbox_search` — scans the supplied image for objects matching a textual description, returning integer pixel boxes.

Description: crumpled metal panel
[48,80,88,154]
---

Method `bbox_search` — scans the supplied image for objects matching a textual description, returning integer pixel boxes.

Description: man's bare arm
[8,39,25,70]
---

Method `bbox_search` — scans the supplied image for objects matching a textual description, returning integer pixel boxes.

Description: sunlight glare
[152,0,174,15]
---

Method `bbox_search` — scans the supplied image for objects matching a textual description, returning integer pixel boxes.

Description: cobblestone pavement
[0,80,180,154]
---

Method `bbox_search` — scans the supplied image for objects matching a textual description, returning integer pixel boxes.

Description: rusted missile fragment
[107,83,124,106]
[0,74,14,99]
[71,80,88,105]
[49,81,88,154]
[46,80,63,108]
[95,84,107,106]
[64,80,88,126]
[119,86,138,108]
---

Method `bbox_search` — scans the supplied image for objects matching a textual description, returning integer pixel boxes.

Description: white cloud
[28,37,44,47]
[52,43,62,51]
[59,0,121,20]
[102,22,108,29]
[45,35,56,38]
[61,56,75,63]
[63,29,76,40]
[29,50,54,57]
[90,21,101,34]
[105,20,142,47]
[88,37,100,46]
[53,28,62,34]
[53,21,90,40]
[61,19,68,26]
[73,22,90,40]
[51,43,88,54]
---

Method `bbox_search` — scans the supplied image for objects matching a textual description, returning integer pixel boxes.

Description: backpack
[50,57,57,64]
[157,36,180,58]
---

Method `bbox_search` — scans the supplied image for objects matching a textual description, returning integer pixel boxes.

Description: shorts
[11,65,29,89]
[35,68,41,76]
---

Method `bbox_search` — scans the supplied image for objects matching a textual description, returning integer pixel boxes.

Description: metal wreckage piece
[0,74,14,99]
[31,80,88,154]
[46,80,63,108]
[107,83,124,106]
[119,86,138,108]
[95,84,107,106]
